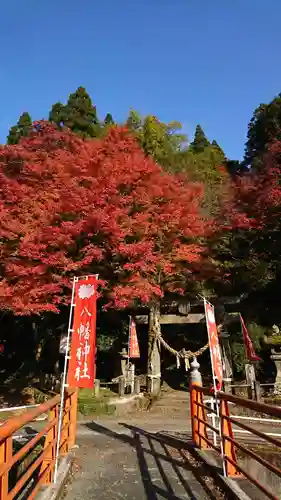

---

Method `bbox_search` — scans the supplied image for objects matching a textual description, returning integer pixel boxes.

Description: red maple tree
[219,141,281,232]
[209,141,281,299]
[0,122,212,315]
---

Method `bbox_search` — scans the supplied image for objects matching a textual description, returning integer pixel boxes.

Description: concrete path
[75,388,191,436]
[63,423,223,500]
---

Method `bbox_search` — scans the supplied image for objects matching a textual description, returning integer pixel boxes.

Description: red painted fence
[0,389,77,499]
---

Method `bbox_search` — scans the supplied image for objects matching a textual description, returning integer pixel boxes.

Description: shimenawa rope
[155,332,209,370]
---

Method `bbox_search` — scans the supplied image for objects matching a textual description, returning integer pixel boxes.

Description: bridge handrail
[194,385,281,418]
[190,383,281,500]
[0,388,77,499]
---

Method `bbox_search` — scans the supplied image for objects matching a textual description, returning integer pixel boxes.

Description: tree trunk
[147,302,161,396]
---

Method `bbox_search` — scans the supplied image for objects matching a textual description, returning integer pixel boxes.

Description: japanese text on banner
[204,300,223,392]
[68,277,97,388]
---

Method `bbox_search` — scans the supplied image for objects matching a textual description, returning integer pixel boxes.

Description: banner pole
[127,315,132,368]
[54,276,77,484]
[92,274,99,386]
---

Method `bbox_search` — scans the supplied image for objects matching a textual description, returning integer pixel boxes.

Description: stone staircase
[149,388,190,416]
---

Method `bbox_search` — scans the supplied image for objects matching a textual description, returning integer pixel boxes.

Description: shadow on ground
[66,421,224,500]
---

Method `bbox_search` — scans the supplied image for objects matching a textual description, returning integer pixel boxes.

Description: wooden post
[189,358,209,449]
[68,390,78,449]
[0,436,12,498]
[147,303,161,396]
[220,399,241,477]
[40,404,58,484]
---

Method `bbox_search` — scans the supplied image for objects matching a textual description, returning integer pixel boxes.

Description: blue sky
[0,1,280,159]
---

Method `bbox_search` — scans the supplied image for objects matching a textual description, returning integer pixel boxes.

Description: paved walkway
[64,423,223,500]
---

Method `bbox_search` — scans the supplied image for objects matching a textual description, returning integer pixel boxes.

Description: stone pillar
[118,377,125,397]
[271,353,281,394]
[94,379,100,398]
[120,348,129,377]
[223,379,232,394]
[220,332,233,393]
[245,363,256,400]
[127,363,135,393]
[254,380,261,402]
[134,377,140,395]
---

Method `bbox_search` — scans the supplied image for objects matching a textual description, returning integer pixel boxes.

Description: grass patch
[266,335,281,345]
[264,396,281,406]
[78,387,116,417]
[0,409,26,421]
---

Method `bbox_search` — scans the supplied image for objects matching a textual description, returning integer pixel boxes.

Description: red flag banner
[239,314,261,362]
[204,299,223,392]
[129,318,140,358]
[68,276,98,388]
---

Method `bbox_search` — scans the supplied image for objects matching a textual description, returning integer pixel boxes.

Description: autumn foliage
[207,141,281,298]
[223,142,281,228]
[0,122,211,314]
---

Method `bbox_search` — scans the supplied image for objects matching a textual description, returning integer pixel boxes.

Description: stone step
[151,405,190,413]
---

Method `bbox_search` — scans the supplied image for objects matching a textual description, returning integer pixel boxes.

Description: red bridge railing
[190,383,281,500]
[0,389,77,499]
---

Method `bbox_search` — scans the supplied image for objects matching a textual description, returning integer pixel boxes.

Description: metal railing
[190,384,281,500]
[0,389,77,499]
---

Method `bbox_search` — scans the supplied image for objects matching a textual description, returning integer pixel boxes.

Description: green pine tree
[190,124,210,153]
[169,140,226,216]
[7,126,19,145]
[49,87,101,138]
[7,112,32,144]
[104,113,114,126]
[141,115,166,160]
[49,102,65,128]
[126,109,142,132]
[211,140,225,157]
[244,95,281,171]
[126,110,187,165]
